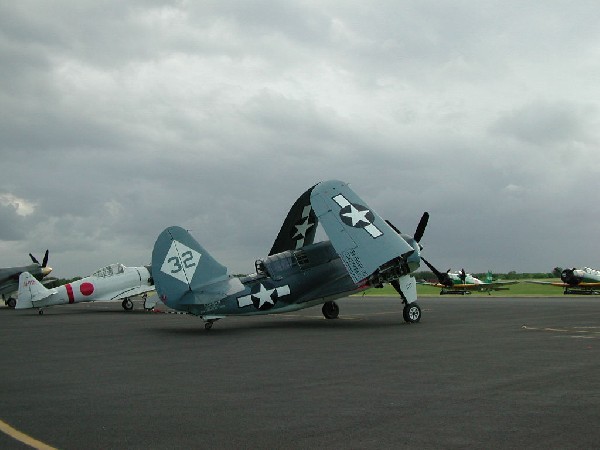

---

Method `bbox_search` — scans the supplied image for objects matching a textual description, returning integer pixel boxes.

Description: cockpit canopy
[92,263,125,278]
[254,242,339,280]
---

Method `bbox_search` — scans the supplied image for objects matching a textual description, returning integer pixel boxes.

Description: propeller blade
[420,257,443,278]
[413,212,429,243]
[29,253,40,265]
[385,219,401,235]
[42,250,49,267]
[422,257,453,287]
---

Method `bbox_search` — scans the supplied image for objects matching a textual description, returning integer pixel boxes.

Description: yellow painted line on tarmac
[0,419,56,450]
[522,325,600,338]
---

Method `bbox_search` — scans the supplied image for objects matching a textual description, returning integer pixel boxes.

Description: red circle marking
[80,282,95,296]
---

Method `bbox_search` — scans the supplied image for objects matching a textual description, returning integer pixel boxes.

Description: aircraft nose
[42,266,53,277]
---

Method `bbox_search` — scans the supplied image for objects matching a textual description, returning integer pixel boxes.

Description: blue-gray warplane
[151,180,432,329]
[1,251,52,308]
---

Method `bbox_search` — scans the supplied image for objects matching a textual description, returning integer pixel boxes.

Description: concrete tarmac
[1,296,599,449]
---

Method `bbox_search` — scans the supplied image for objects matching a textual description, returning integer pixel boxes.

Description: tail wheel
[322,301,339,319]
[403,302,421,323]
[122,298,134,311]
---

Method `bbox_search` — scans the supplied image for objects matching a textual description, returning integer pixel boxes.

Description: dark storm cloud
[491,100,595,146]
[0,204,26,241]
[1,1,599,277]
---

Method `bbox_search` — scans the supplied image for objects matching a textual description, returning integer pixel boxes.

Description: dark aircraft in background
[527,267,600,295]
[1,251,52,308]
[152,180,436,329]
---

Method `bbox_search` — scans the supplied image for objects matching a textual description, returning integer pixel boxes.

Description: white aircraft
[16,263,154,314]
[527,267,600,295]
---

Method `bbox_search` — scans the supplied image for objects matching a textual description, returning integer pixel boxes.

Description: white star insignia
[292,217,313,240]
[252,284,276,308]
[342,205,371,226]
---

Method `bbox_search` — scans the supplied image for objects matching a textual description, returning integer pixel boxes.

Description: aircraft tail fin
[152,226,243,309]
[486,271,493,283]
[16,272,53,309]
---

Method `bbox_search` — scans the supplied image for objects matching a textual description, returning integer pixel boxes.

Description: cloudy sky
[1,1,599,278]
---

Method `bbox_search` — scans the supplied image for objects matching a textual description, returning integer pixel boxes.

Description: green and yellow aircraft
[419,267,518,295]
[527,267,600,295]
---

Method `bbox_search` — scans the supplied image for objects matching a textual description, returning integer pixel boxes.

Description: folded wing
[269,184,319,255]
[310,180,415,284]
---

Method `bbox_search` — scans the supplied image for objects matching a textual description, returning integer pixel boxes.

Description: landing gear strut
[322,301,339,319]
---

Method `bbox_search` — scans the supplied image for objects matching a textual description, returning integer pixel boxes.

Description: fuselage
[562,267,600,285]
[448,272,483,285]
[169,241,367,317]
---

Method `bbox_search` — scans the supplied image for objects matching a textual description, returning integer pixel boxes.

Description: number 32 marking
[168,251,196,274]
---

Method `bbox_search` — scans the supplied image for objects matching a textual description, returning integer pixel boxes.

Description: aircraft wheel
[38,309,44,315]
[322,301,339,319]
[7,297,16,309]
[403,302,421,323]
[205,322,213,330]
[122,298,134,311]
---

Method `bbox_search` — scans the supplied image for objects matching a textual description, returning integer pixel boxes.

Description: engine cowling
[561,268,582,285]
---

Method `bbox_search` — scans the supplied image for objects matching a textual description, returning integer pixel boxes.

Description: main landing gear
[6,297,16,309]
[322,301,339,319]
[390,278,422,324]
[122,298,134,311]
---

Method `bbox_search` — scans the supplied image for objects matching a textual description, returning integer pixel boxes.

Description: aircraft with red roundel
[16,263,154,314]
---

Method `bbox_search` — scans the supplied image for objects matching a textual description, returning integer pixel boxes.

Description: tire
[122,298,134,311]
[322,301,340,319]
[403,302,421,323]
[7,297,16,309]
